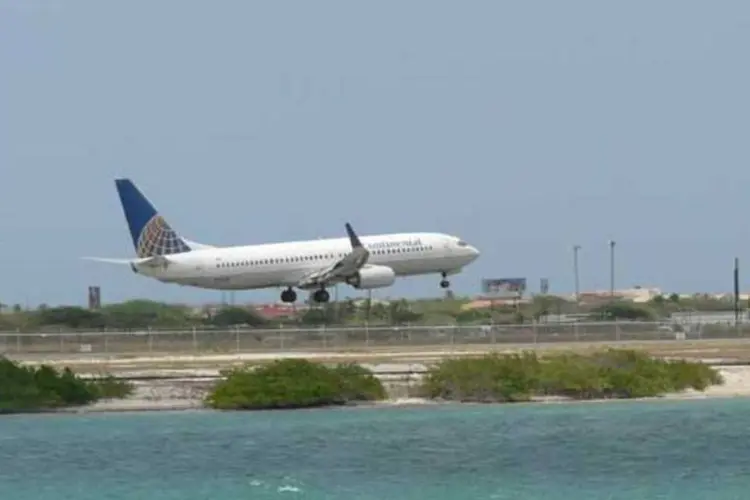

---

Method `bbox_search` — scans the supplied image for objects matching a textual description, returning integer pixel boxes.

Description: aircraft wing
[82,255,173,269]
[296,223,369,289]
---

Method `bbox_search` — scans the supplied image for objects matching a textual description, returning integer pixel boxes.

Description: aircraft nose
[468,245,480,259]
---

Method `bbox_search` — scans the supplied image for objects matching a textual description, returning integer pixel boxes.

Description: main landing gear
[312,288,330,303]
[279,287,330,304]
[439,271,450,289]
[280,287,297,303]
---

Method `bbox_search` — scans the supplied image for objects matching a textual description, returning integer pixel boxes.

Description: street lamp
[573,245,581,303]
[608,240,616,297]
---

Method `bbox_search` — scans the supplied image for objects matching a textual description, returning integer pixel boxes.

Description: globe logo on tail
[136,215,191,258]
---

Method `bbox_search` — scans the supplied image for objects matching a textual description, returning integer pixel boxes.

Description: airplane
[84,178,481,304]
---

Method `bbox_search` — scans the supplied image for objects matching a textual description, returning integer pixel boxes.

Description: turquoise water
[1,399,750,499]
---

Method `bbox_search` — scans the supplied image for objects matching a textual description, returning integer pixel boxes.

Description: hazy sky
[2,1,749,307]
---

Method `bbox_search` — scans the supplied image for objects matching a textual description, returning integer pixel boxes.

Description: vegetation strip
[0,357,134,414]
[0,295,743,332]
[420,349,723,402]
[1,349,725,414]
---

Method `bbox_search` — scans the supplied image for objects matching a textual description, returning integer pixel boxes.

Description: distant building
[255,303,300,319]
[579,286,662,303]
[461,297,532,311]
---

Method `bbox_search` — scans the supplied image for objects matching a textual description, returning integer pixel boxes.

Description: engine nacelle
[346,265,396,290]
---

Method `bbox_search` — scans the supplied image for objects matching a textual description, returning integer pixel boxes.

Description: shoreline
[43,365,750,415]
[56,392,750,415]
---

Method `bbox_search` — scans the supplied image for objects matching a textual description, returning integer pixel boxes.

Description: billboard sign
[481,278,527,298]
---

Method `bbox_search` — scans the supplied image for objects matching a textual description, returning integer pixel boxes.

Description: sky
[1,0,750,307]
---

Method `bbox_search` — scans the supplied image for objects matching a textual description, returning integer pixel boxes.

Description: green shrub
[420,349,724,403]
[420,352,542,402]
[206,359,387,410]
[665,358,724,392]
[0,357,132,413]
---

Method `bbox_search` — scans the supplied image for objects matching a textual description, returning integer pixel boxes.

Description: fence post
[614,320,620,342]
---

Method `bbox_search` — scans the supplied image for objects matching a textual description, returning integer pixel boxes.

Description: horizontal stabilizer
[181,238,215,250]
[82,255,171,268]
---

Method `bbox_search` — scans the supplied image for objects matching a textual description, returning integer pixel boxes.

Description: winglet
[345,222,363,249]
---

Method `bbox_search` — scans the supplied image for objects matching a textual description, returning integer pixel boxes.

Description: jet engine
[346,265,396,290]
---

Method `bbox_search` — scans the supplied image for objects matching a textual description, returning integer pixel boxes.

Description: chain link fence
[1,321,747,357]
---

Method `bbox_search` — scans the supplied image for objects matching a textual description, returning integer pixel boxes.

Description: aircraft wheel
[281,288,297,303]
[313,289,330,303]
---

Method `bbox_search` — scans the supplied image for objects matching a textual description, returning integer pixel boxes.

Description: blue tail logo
[115,179,192,258]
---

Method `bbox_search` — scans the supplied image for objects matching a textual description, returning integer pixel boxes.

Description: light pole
[573,244,581,302]
[608,240,616,297]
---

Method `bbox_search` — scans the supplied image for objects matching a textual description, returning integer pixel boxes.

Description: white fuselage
[134,232,479,291]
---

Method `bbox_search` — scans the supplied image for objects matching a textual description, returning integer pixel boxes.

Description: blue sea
[1,398,749,499]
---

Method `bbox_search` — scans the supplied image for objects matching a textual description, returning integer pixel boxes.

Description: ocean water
[1,399,750,499]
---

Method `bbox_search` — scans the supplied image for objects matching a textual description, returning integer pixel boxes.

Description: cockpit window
[457,240,468,247]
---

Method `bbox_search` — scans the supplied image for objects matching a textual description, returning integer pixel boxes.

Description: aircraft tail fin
[114,178,193,258]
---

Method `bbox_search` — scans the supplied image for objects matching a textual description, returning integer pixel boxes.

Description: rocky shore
[58,364,750,413]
